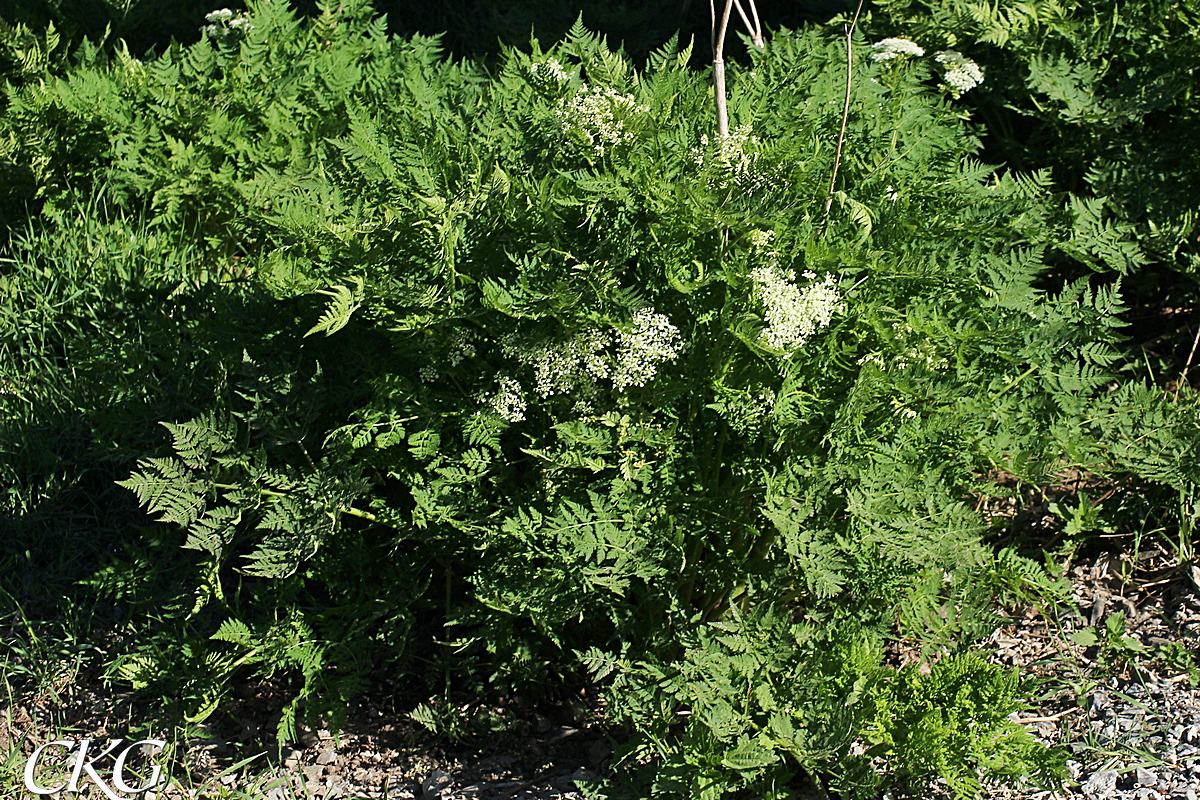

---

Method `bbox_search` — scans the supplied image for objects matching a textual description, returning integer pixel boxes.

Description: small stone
[1135,767,1156,785]
[1082,770,1117,798]
[422,769,452,799]
[316,748,337,765]
[587,739,609,767]
[571,768,597,786]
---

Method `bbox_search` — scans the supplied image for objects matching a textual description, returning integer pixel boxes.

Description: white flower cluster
[870,37,925,63]
[693,124,762,189]
[487,375,527,423]
[554,86,646,158]
[511,328,612,399]
[491,309,682,420]
[445,328,476,367]
[935,50,984,96]
[527,57,571,95]
[613,309,685,391]
[419,328,477,383]
[751,266,844,353]
[204,8,253,38]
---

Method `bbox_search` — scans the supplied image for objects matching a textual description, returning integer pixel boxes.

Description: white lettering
[112,739,167,794]
[23,740,74,795]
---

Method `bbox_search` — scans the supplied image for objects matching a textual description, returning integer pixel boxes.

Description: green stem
[995,365,1037,397]
[211,482,407,530]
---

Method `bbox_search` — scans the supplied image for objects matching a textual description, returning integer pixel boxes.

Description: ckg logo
[23,738,167,799]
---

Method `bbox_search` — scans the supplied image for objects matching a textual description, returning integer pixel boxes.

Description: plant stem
[732,0,764,48]
[1174,318,1200,401]
[818,0,866,235]
[712,0,735,138]
[211,482,405,530]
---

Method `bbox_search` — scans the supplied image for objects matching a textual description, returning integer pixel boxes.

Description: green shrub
[863,0,1200,276]
[3,1,1195,795]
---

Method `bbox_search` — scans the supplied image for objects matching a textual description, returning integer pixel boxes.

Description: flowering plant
[6,3,1178,797]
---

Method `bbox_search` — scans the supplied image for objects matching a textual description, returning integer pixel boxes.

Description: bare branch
[732,0,763,47]
[712,0,736,138]
[818,0,866,236]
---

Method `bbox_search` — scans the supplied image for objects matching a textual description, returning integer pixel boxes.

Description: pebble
[423,769,453,799]
[1083,770,1117,798]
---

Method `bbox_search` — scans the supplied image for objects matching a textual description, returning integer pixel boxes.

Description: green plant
[3,1,1198,796]
[863,0,1200,277]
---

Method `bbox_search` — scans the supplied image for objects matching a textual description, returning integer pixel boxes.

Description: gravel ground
[212,550,1200,800]
[5,552,1198,799]
[978,555,1200,800]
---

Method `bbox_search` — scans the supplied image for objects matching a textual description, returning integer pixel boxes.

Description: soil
[5,546,1199,800]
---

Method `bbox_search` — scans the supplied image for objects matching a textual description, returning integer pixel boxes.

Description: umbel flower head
[554,85,647,159]
[751,266,844,354]
[613,309,684,392]
[204,8,253,38]
[489,308,683,421]
[526,57,571,96]
[871,37,925,63]
[692,124,770,191]
[486,375,527,423]
[935,50,984,97]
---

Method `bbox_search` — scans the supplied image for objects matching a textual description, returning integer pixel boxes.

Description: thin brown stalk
[712,0,735,138]
[1175,320,1200,401]
[732,0,763,47]
[817,0,866,236]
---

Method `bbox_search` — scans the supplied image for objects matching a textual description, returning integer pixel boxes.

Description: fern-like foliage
[2,3,1193,796]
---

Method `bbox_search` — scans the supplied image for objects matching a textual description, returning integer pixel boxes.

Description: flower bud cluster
[870,37,925,63]
[554,86,646,158]
[204,8,253,39]
[934,50,985,97]
[891,321,949,371]
[746,229,776,254]
[856,321,948,373]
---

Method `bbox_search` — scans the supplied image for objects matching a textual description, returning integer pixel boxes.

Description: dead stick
[712,0,735,138]
[817,0,865,236]
[732,0,763,47]
[1174,320,1200,401]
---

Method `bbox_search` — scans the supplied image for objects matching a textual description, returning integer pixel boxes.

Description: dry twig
[818,0,866,235]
